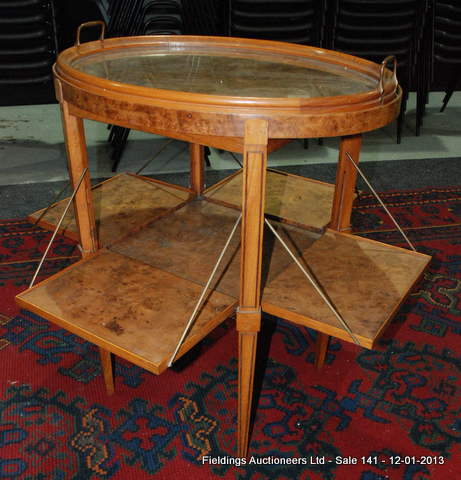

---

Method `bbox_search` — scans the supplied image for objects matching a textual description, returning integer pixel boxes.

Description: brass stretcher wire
[29,168,88,288]
[36,137,177,231]
[345,152,417,252]
[33,181,71,226]
[228,151,243,168]
[168,213,242,367]
[135,138,174,175]
[264,217,361,346]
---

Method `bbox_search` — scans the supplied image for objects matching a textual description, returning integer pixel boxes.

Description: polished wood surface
[236,119,267,458]
[315,333,330,370]
[110,200,318,298]
[19,197,430,369]
[54,36,401,140]
[29,169,332,245]
[16,249,237,375]
[29,173,191,246]
[60,101,98,255]
[105,198,430,351]
[330,135,362,232]
[263,230,430,348]
[99,347,114,395]
[189,143,205,194]
[204,168,336,232]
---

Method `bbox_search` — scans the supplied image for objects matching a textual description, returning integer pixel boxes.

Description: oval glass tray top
[71,45,375,99]
[56,36,397,107]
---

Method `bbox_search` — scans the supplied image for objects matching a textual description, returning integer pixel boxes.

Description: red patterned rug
[1,185,461,479]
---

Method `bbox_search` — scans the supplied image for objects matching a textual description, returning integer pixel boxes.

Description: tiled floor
[0,92,460,187]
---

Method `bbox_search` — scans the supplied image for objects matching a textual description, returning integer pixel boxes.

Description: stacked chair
[326,0,429,143]
[0,0,58,105]
[92,0,184,170]
[229,0,327,46]
[228,0,327,148]
[88,1,459,155]
[412,0,434,136]
[105,0,183,37]
[435,1,461,113]
[181,0,227,36]
[411,1,461,133]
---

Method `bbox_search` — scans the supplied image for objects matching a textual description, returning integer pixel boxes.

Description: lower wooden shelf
[204,168,336,231]
[17,197,431,369]
[262,229,431,348]
[28,173,192,247]
[109,199,430,348]
[16,249,237,375]
[28,169,337,256]
[110,199,319,298]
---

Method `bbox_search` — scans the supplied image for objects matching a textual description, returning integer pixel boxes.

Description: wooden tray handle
[75,21,106,48]
[378,55,398,103]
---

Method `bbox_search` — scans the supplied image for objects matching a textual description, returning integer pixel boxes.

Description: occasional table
[17,23,431,457]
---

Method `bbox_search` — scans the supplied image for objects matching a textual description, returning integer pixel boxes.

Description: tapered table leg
[60,102,115,394]
[237,119,268,457]
[60,101,98,255]
[323,134,363,366]
[314,332,330,369]
[99,347,114,395]
[330,134,362,232]
[189,143,205,195]
[238,323,258,457]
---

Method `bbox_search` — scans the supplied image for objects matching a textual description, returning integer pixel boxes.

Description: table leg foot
[99,347,114,395]
[238,330,258,458]
[314,332,330,370]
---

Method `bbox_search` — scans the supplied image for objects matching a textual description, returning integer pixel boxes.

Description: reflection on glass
[72,48,375,98]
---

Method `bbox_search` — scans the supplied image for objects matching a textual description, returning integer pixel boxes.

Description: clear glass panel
[71,45,375,98]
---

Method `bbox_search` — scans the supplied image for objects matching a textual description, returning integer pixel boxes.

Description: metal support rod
[228,151,243,168]
[264,218,360,346]
[29,168,88,288]
[135,138,174,175]
[33,181,71,225]
[345,152,416,252]
[168,213,242,367]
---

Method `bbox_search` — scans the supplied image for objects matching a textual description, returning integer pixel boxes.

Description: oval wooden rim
[55,35,399,112]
